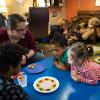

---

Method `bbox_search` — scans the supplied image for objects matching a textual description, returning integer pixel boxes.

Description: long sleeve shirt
[71,60,100,84]
[0,75,29,100]
[0,29,37,52]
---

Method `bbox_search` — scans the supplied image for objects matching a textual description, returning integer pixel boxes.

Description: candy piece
[28,64,35,69]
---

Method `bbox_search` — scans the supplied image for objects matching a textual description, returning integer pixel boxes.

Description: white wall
[7,0,66,33]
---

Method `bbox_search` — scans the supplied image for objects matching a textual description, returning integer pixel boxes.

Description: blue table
[18,56,100,100]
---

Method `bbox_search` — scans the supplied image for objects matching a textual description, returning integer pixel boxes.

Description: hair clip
[88,47,90,51]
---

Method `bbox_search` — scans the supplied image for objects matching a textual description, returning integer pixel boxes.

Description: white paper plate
[33,76,59,93]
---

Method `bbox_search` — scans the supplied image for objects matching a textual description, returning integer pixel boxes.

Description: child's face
[68,50,83,66]
[11,57,23,76]
[68,51,76,65]
[50,44,66,58]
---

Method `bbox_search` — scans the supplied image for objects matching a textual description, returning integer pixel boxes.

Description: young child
[68,25,82,45]
[68,42,100,85]
[49,32,70,71]
[0,42,29,100]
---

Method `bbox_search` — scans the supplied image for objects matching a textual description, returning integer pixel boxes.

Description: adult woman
[0,14,45,65]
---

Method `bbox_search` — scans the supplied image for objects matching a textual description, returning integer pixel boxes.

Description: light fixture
[95,0,100,6]
[0,6,7,12]
[37,0,45,7]
[0,0,6,6]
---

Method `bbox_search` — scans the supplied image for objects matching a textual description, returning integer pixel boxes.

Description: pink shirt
[71,60,100,84]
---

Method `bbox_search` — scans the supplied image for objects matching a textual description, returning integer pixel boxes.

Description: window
[0,0,7,13]
[95,0,100,6]
[37,0,45,7]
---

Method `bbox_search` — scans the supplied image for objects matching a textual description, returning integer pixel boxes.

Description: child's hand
[54,61,68,71]
[73,36,78,40]
[71,71,80,82]
[68,36,78,44]
[72,75,80,81]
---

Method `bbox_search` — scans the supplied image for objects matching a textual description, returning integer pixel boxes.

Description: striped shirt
[71,60,100,84]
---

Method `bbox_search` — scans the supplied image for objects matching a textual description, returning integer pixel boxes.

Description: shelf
[48,6,62,8]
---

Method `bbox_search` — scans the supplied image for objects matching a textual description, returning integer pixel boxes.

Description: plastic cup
[17,74,27,87]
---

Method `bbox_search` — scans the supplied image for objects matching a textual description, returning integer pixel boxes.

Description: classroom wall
[7,0,66,20]
[6,0,67,33]
[66,0,78,22]
[7,0,33,15]
[48,0,66,32]
[66,0,100,21]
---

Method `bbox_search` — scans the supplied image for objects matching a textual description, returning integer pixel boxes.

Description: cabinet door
[29,7,49,38]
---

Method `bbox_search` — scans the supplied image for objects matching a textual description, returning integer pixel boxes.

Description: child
[0,42,29,100]
[49,32,70,71]
[68,42,100,85]
[68,25,82,45]
[73,25,82,41]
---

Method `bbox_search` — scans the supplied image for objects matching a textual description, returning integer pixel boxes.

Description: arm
[54,60,67,71]
[71,70,80,82]
[25,31,37,59]
[70,59,99,85]
[26,49,35,59]
[79,75,98,85]
[78,60,99,85]
[71,68,98,85]
[25,31,37,52]
[5,84,29,100]
[21,50,35,65]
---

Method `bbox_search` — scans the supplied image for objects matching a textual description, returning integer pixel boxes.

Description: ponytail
[68,42,94,61]
[86,45,93,58]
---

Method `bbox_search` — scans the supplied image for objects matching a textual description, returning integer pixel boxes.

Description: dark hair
[0,14,5,28]
[74,24,81,30]
[8,14,26,29]
[58,25,65,33]
[49,32,68,47]
[69,42,93,60]
[86,45,93,58]
[84,22,88,28]
[0,42,27,72]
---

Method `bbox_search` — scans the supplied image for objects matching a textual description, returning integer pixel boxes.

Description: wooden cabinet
[28,7,49,39]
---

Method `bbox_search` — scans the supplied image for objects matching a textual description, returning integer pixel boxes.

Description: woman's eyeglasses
[14,27,26,33]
